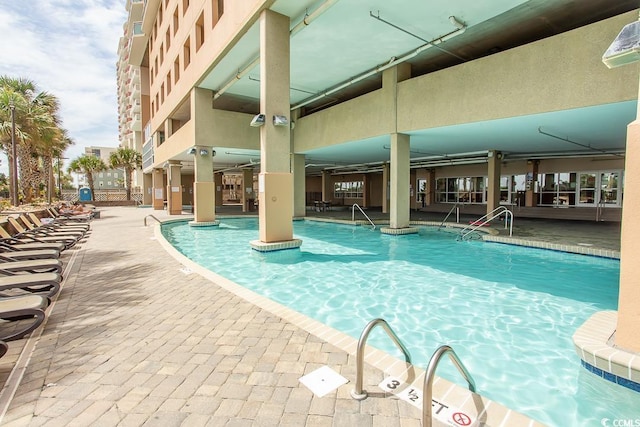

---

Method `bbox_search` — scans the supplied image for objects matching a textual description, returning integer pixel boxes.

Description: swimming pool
[162,217,638,426]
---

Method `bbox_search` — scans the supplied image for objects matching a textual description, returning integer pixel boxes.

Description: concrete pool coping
[156,215,546,426]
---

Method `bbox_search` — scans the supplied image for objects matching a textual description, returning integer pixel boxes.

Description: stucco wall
[397,11,639,131]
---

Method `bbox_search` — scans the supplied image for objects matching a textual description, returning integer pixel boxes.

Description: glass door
[600,172,620,206]
[577,173,597,206]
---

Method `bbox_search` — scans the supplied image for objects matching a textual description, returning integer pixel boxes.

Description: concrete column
[617,118,640,352]
[143,173,153,205]
[214,173,223,207]
[258,9,294,244]
[389,133,410,229]
[292,154,306,217]
[193,148,215,223]
[241,168,255,213]
[525,160,539,207]
[362,174,369,208]
[152,168,164,210]
[382,162,390,214]
[166,161,183,215]
[486,150,502,217]
[427,169,436,205]
[164,118,173,139]
[321,171,332,204]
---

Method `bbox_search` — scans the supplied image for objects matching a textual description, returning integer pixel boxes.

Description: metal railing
[458,206,513,240]
[438,203,461,229]
[351,318,412,400]
[423,345,476,427]
[596,198,606,222]
[351,204,376,230]
[143,214,161,226]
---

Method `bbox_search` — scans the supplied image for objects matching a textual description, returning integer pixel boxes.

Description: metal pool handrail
[438,203,461,229]
[423,345,476,427]
[351,318,411,400]
[351,204,376,230]
[458,205,513,240]
[144,214,161,226]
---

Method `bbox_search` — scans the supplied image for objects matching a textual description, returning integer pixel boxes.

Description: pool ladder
[458,205,513,240]
[351,204,376,230]
[351,318,476,427]
[144,214,161,226]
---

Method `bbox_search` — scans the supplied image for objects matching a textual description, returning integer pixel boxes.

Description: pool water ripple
[163,218,638,426]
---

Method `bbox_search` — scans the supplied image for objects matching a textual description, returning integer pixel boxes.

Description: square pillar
[214,172,223,207]
[321,171,332,205]
[486,150,502,217]
[143,173,153,205]
[166,161,183,215]
[292,154,306,217]
[152,168,165,210]
[255,9,298,249]
[382,163,389,214]
[389,133,410,229]
[192,148,216,224]
[617,119,640,352]
[525,160,539,207]
[241,168,255,213]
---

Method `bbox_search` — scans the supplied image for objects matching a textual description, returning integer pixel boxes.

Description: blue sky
[0,0,127,174]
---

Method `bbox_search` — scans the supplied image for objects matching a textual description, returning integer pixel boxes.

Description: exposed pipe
[214,162,260,173]
[370,11,466,61]
[290,20,467,111]
[213,0,340,100]
[290,0,340,38]
[537,127,625,158]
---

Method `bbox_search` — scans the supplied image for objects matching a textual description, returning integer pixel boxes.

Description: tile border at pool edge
[572,311,640,391]
[483,235,620,259]
[153,220,545,427]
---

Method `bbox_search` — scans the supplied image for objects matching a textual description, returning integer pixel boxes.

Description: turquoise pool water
[162,218,639,426]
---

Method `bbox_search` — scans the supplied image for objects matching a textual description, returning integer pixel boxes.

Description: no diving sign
[379,376,476,426]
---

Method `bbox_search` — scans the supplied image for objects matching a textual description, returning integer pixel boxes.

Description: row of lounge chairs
[0,208,92,356]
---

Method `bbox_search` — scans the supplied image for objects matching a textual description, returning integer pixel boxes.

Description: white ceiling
[189,0,638,173]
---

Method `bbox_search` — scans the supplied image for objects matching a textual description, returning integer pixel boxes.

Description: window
[159,43,164,63]
[107,172,112,177]
[183,38,191,69]
[536,173,576,206]
[173,7,179,35]
[166,28,171,50]
[174,58,180,83]
[114,172,119,178]
[161,83,165,103]
[167,71,172,94]
[435,177,485,204]
[334,181,363,199]
[212,0,224,28]
[500,175,526,206]
[99,173,104,178]
[195,12,205,51]
[182,0,189,16]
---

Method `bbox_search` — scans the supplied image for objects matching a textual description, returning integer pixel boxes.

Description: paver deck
[0,207,423,427]
[0,206,621,426]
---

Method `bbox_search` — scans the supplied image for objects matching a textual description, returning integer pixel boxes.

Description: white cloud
[0,0,127,173]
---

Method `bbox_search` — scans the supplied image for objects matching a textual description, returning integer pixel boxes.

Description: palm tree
[68,155,107,201]
[109,147,142,201]
[0,76,69,204]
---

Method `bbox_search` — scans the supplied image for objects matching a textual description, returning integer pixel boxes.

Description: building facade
[82,146,125,190]
[118,0,640,357]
